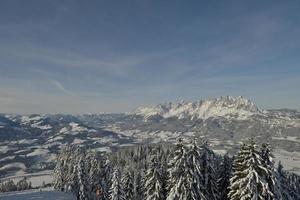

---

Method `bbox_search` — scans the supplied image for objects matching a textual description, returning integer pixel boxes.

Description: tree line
[53,138,300,200]
[0,177,32,193]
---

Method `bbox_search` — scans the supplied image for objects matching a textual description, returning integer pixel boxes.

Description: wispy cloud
[49,79,69,94]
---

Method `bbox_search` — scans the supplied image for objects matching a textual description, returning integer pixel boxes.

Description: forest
[53,138,300,200]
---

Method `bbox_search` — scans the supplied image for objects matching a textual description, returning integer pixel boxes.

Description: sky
[0,0,300,114]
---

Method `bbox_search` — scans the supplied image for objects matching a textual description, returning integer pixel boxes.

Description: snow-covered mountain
[133,96,261,120]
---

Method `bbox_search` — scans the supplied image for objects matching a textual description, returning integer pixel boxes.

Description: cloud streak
[49,79,69,94]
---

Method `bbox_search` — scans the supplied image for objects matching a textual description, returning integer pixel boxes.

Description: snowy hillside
[0,188,75,200]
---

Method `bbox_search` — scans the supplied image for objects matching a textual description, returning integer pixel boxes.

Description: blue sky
[0,0,300,113]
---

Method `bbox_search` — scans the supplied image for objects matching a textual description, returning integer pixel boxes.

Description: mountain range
[133,96,260,120]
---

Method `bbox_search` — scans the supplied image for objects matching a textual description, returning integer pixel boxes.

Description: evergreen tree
[166,138,190,200]
[61,149,81,194]
[96,156,112,200]
[160,152,169,199]
[200,142,219,200]
[16,177,31,191]
[144,150,165,200]
[134,171,145,200]
[3,180,17,192]
[287,172,300,199]
[122,167,134,200]
[88,152,104,194]
[277,162,293,200]
[67,159,79,194]
[53,154,65,191]
[187,140,206,200]
[260,143,276,200]
[64,146,81,193]
[228,138,272,200]
[77,157,90,200]
[109,167,125,200]
[217,153,232,200]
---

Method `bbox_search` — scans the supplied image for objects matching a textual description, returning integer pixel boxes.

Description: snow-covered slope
[133,96,261,120]
[0,189,75,200]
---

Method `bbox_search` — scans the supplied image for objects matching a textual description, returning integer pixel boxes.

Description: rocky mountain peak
[133,96,261,120]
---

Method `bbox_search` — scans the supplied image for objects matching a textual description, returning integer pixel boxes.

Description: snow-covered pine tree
[65,158,79,194]
[53,154,65,191]
[160,151,169,199]
[65,146,84,196]
[54,146,79,192]
[77,156,90,200]
[122,166,134,200]
[228,143,246,200]
[166,138,190,200]
[217,153,232,200]
[144,149,165,200]
[134,170,145,200]
[102,157,113,199]
[276,162,293,200]
[1,180,17,192]
[88,152,104,192]
[109,167,125,200]
[16,177,31,191]
[287,172,300,199]
[64,146,82,194]
[186,140,206,200]
[86,152,104,200]
[200,141,219,200]
[228,138,272,200]
[260,142,277,200]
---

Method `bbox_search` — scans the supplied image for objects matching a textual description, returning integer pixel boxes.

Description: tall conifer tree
[144,150,165,200]
[77,157,90,200]
[122,167,134,200]
[109,167,125,200]
[187,140,206,200]
[229,138,272,200]
[167,138,190,200]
